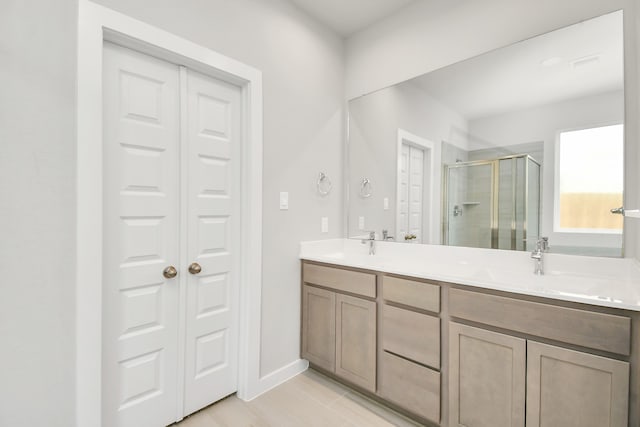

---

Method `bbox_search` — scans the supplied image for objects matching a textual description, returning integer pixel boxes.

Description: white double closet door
[102,42,241,427]
[398,143,425,242]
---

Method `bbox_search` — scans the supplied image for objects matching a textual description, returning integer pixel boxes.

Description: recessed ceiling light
[540,57,563,67]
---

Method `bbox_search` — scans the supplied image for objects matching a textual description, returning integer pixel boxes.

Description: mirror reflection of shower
[346,11,624,257]
[443,154,541,251]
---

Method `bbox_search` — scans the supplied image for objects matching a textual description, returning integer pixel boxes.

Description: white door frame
[76,2,263,425]
[396,129,436,244]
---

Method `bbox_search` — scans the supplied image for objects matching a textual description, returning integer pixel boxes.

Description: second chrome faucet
[531,237,549,275]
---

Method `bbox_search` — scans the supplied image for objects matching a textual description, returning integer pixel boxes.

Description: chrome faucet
[531,237,548,275]
[361,231,376,255]
[382,229,394,241]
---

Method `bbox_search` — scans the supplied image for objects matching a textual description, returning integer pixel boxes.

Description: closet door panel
[102,42,181,427]
[398,144,409,238]
[183,69,242,415]
[408,145,424,242]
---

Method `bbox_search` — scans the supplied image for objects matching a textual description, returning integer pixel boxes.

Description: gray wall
[0,1,78,426]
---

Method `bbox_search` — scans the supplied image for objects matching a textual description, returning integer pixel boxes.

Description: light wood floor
[175,369,423,427]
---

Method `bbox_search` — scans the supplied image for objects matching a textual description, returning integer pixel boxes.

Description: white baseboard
[240,358,309,401]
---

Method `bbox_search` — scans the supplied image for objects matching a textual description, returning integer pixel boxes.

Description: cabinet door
[449,322,526,427]
[335,293,377,392]
[301,285,336,372]
[526,341,629,427]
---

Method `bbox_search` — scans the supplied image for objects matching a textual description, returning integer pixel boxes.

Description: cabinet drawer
[380,351,440,423]
[382,276,440,313]
[303,263,376,298]
[382,304,440,369]
[449,288,631,356]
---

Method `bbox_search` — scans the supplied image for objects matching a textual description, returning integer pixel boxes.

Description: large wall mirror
[347,10,624,257]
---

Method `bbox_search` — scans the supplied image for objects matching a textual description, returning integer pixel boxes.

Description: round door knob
[163,266,178,279]
[188,262,202,275]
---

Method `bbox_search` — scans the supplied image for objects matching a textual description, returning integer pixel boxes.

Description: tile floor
[174,369,423,427]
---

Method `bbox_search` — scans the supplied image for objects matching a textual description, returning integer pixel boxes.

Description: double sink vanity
[299,239,640,427]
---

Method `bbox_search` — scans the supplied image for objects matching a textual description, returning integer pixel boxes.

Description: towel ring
[317,172,332,196]
[360,178,372,198]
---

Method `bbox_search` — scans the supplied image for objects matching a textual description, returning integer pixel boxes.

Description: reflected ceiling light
[571,54,601,69]
[540,56,563,67]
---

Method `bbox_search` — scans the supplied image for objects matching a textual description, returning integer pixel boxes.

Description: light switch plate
[358,216,365,230]
[279,192,289,210]
[383,197,389,210]
[321,217,329,233]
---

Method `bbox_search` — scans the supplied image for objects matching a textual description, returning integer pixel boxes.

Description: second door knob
[188,262,202,275]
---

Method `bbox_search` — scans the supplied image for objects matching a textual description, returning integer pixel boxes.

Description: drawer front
[449,288,631,356]
[382,304,440,369]
[303,262,376,298]
[380,351,440,423]
[382,275,440,313]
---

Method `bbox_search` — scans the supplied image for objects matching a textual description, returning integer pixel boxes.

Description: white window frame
[553,122,624,235]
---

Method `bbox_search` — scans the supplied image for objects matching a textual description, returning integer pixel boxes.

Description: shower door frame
[442,154,541,250]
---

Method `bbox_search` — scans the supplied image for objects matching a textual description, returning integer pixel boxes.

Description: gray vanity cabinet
[302,261,635,427]
[449,322,526,427]
[301,263,377,392]
[449,288,631,427]
[526,341,629,427]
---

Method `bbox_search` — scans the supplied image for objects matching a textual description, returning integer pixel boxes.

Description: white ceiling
[412,11,624,121]
[290,0,417,36]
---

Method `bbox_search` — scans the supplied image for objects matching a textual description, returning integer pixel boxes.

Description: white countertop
[300,239,640,312]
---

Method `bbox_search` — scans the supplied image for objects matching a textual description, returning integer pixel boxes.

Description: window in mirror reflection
[556,124,623,233]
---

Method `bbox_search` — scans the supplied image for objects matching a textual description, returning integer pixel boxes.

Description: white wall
[469,91,625,253]
[346,0,640,260]
[0,1,78,426]
[348,81,468,242]
[91,0,345,377]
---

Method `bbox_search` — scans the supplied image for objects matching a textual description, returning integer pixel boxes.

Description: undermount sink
[300,239,640,311]
[479,267,629,303]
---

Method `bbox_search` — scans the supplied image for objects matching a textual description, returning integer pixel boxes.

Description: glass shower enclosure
[443,154,541,251]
